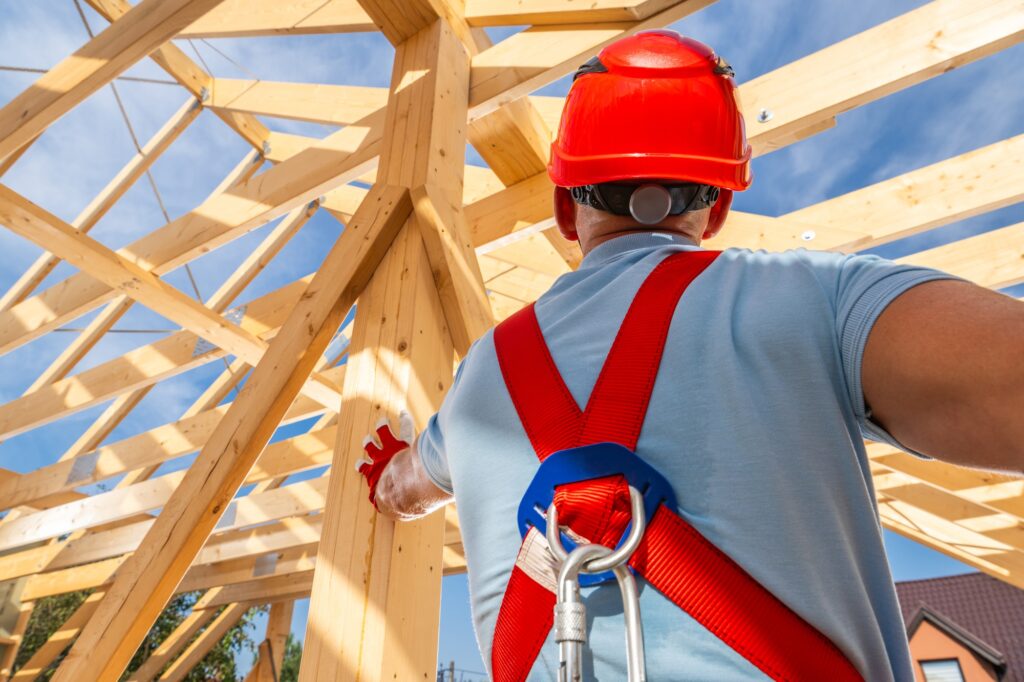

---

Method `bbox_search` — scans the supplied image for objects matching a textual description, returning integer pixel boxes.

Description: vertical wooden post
[0,600,31,678]
[244,599,293,682]
[300,11,474,681]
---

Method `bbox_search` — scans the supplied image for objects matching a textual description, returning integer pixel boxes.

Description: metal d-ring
[545,485,647,573]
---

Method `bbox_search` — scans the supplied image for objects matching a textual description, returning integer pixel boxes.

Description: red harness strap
[490,251,862,681]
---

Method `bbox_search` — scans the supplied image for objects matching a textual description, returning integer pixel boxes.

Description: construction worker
[356,30,1024,681]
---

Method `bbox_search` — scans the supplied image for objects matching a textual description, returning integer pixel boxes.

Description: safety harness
[491,250,863,681]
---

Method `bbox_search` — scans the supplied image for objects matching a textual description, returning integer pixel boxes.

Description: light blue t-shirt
[419,231,955,681]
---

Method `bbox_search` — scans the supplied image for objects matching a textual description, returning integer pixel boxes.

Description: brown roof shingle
[896,573,1024,681]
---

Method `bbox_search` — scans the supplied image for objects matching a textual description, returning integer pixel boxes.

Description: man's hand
[356,411,414,510]
[356,411,454,519]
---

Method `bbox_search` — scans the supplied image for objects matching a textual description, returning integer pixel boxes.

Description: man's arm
[356,413,453,520]
[373,437,453,520]
[862,279,1024,473]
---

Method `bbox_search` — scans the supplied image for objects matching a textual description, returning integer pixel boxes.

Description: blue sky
[0,0,1022,677]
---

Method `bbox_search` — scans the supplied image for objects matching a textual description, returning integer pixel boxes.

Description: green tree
[278,633,303,682]
[11,590,262,681]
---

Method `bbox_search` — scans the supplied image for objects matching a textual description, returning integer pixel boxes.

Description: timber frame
[0,0,1022,679]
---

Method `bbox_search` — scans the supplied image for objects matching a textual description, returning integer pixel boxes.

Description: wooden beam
[0,0,703,356]
[156,603,252,682]
[208,79,386,126]
[301,19,459,682]
[465,0,682,25]
[201,575,312,612]
[85,0,269,150]
[0,512,323,586]
[246,600,294,682]
[0,114,380,357]
[901,220,1024,290]
[178,0,695,36]
[0,0,230,161]
[0,98,201,311]
[0,601,32,678]
[0,185,342,410]
[466,1,713,119]
[8,591,103,682]
[0,276,335,441]
[124,606,218,682]
[180,0,376,38]
[0,433,335,553]
[52,183,411,680]
[787,133,1024,251]
[741,0,1024,155]
[374,18,492,354]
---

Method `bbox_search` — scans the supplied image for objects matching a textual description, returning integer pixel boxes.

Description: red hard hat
[548,30,752,192]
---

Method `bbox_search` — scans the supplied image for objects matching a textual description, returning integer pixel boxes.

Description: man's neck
[580,226,703,256]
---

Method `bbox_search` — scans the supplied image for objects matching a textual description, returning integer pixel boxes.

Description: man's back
[418,231,957,680]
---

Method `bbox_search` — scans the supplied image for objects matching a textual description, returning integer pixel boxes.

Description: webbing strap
[490,250,863,681]
[494,250,721,455]
[630,506,863,681]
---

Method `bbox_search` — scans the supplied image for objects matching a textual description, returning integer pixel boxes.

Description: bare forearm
[375,436,454,520]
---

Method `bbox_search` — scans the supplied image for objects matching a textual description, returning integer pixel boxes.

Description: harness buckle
[516,442,676,586]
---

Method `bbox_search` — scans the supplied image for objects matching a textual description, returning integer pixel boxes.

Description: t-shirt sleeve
[801,250,962,458]
[416,357,470,495]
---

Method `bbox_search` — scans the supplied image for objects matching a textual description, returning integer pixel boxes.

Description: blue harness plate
[516,442,677,586]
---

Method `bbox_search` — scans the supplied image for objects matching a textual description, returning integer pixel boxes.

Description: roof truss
[0,0,1021,679]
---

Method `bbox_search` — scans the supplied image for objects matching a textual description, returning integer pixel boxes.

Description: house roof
[897,573,1024,681]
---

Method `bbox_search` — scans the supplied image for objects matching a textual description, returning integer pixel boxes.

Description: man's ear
[554,186,579,242]
[702,189,732,240]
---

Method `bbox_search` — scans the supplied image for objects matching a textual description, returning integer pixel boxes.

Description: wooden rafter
[0,0,1022,678]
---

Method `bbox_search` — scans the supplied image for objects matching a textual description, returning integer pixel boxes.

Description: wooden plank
[789,134,1024,251]
[300,13,459,680]
[177,548,317,595]
[209,78,387,126]
[8,591,104,682]
[300,224,450,681]
[124,607,218,682]
[0,1,706,355]
[6,432,334,548]
[0,98,201,311]
[201,575,312,611]
[156,603,252,682]
[52,185,412,681]
[177,0,687,35]
[900,220,1024,289]
[242,599,295,682]
[466,1,714,119]
[0,276,323,441]
[356,0,469,45]
[879,499,1024,590]
[0,513,324,585]
[85,0,269,150]
[0,185,342,410]
[0,601,31,678]
[181,0,376,38]
[741,0,1024,155]
[465,0,681,25]
[378,19,492,355]
[0,0,230,160]
[0,114,381,357]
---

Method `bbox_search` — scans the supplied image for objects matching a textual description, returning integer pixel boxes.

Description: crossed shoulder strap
[489,250,863,682]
